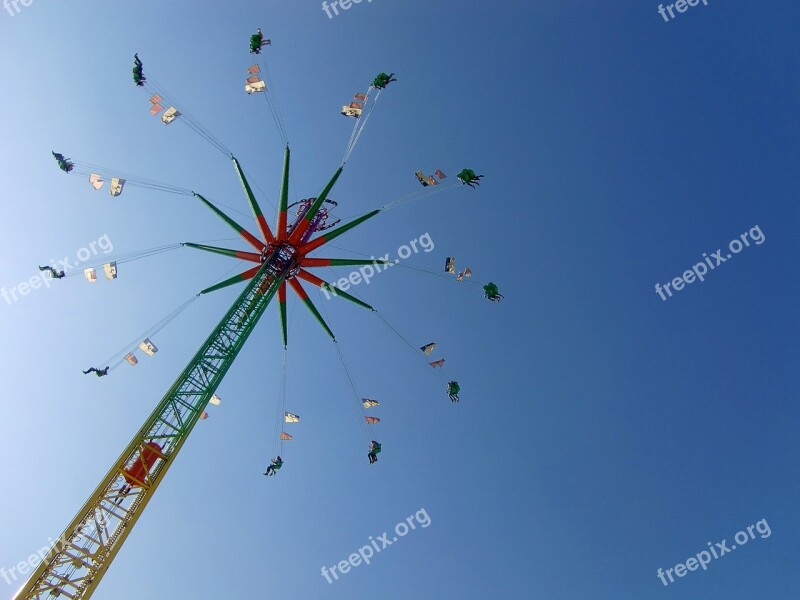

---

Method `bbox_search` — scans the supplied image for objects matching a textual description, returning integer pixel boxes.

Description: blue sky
[1,1,799,598]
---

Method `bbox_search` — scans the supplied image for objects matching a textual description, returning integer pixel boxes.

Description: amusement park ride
[14,30,489,600]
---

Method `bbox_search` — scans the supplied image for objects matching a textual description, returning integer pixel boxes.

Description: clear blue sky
[1,1,799,598]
